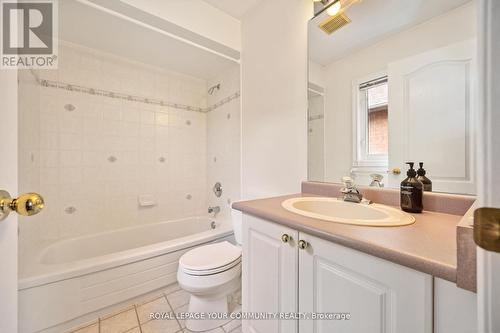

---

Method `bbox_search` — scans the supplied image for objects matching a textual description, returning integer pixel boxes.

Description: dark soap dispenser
[416,162,432,192]
[400,162,424,213]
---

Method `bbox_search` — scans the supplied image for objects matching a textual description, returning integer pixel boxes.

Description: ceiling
[309,0,472,66]
[59,0,239,80]
[202,0,264,19]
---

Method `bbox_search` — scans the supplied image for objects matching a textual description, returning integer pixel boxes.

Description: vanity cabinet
[242,214,433,333]
[299,233,432,333]
[242,214,299,333]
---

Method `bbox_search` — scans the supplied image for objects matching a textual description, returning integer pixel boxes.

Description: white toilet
[177,211,242,332]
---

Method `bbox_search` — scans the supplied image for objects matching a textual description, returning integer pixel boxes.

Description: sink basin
[281,197,415,227]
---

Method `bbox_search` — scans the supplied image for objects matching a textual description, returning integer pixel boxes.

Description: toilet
[177,210,242,332]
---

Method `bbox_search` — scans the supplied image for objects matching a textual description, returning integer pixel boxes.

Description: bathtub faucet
[208,206,221,217]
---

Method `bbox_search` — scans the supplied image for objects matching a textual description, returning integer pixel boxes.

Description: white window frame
[352,71,389,171]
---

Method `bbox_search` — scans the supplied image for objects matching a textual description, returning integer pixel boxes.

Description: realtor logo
[1,0,58,68]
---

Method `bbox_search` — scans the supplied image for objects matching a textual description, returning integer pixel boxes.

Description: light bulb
[326,1,341,16]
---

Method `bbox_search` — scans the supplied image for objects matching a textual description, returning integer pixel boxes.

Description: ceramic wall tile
[19,40,240,256]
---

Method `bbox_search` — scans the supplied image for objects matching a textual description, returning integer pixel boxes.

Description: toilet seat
[181,257,241,276]
[179,241,242,276]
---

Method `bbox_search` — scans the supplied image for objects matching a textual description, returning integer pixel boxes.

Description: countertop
[233,193,463,283]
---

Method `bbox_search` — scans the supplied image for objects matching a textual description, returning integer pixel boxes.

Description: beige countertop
[233,192,463,283]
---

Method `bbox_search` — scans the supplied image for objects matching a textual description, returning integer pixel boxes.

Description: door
[242,214,298,333]
[476,0,500,331]
[298,233,432,333]
[0,70,19,333]
[387,39,476,194]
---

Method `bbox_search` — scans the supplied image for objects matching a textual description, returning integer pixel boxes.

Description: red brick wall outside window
[368,106,388,155]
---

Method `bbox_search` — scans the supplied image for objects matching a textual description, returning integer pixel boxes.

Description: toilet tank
[230,209,243,245]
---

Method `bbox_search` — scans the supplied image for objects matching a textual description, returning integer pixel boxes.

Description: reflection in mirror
[308,0,477,195]
[308,83,325,181]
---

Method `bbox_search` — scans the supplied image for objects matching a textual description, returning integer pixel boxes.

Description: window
[353,75,388,168]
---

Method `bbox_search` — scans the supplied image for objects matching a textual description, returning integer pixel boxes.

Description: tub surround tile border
[233,181,477,292]
[34,73,240,114]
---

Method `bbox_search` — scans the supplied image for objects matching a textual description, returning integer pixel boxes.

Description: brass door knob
[391,168,401,175]
[281,234,291,243]
[298,240,309,250]
[0,190,45,222]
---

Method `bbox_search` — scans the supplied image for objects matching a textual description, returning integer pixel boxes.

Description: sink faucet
[340,177,364,204]
[208,206,221,217]
[369,174,384,187]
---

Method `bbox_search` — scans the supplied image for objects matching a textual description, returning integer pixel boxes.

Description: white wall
[309,61,326,87]
[322,2,477,184]
[120,0,241,51]
[241,0,311,199]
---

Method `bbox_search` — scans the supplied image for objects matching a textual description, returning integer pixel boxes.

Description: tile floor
[67,283,242,333]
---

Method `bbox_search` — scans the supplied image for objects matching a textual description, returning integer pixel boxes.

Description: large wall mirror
[308,0,477,195]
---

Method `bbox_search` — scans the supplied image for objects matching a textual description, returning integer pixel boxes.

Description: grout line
[134,294,162,326]
[99,305,136,321]
[97,317,101,333]
[136,293,165,307]
[164,293,184,331]
[133,305,143,333]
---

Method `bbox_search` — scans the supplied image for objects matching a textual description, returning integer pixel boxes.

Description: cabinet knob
[298,240,309,250]
[281,234,291,243]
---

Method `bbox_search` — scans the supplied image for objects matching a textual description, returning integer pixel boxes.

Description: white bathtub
[18,217,234,333]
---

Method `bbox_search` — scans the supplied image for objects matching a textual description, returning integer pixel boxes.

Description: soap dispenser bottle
[416,162,432,192]
[400,162,423,213]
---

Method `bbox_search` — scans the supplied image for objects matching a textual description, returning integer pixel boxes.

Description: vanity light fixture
[313,0,333,16]
[326,1,341,16]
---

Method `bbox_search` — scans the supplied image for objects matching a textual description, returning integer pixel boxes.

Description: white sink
[281,197,415,227]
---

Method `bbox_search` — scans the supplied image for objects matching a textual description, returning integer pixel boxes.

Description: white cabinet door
[387,39,476,194]
[434,277,477,333]
[242,214,299,333]
[298,233,433,333]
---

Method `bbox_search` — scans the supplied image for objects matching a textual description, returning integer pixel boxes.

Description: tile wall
[206,66,241,223]
[18,41,240,255]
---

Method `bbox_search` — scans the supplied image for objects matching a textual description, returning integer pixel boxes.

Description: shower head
[208,83,221,95]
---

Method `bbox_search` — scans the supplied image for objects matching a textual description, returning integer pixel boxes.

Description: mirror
[308,0,477,195]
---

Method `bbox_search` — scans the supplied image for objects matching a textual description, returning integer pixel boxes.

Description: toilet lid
[181,257,241,276]
[179,241,242,272]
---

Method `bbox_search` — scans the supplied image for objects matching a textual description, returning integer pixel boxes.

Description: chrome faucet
[369,174,384,187]
[340,177,364,204]
[208,206,221,217]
